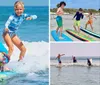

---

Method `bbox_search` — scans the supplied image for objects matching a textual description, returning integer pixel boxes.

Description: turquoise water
[0,6,49,85]
[0,69,48,85]
[0,6,49,42]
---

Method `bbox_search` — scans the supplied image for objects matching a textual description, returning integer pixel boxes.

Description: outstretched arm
[5,15,13,32]
[60,54,65,56]
[93,16,97,20]
[24,14,37,20]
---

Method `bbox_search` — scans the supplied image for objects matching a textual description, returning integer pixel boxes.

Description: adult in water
[56,54,65,66]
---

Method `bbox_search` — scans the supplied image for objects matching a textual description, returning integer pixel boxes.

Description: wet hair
[59,1,66,7]
[14,1,24,9]
[79,8,83,11]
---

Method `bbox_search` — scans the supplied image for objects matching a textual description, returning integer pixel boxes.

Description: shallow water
[51,66,100,85]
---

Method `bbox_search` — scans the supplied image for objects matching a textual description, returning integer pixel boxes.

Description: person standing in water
[87,58,92,66]
[56,54,65,65]
[72,56,77,63]
[85,11,97,31]
[73,8,84,33]
[56,1,66,39]
[2,1,37,62]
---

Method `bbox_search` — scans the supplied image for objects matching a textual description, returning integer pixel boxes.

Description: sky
[0,0,48,6]
[50,43,100,57]
[50,0,100,9]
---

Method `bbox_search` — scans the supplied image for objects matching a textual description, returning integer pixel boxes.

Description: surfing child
[56,54,65,65]
[56,1,66,39]
[85,12,97,31]
[72,56,77,63]
[2,1,37,62]
[73,8,84,33]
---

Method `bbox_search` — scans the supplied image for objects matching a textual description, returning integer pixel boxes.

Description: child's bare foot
[18,56,24,62]
[59,36,63,39]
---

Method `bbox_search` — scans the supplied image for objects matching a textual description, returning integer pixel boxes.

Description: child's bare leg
[12,35,26,61]
[90,24,94,31]
[59,27,63,37]
[56,27,59,33]
[85,23,88,29]
[3,33,14,58]
[78,26,80,34]
[73,25,77,32]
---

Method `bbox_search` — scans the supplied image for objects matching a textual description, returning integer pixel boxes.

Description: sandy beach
[50,14,100,41]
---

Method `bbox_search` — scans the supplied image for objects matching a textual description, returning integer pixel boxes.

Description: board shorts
[87,20,93,25]
[3,30,16,38]
[58,58,62,64]
[56,16,63,28]
[74,20,80,27]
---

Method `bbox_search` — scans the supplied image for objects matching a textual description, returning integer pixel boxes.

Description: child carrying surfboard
[85,11,97,31]
[56,1,66,39]
[2,1,37,62]
[73,8,84,34]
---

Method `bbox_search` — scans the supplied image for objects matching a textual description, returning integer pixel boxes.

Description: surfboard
[80,28,100,38]
[66,29,95,42]
[51,30,73,41]
[0,42,8,54]
[0,71,17,81]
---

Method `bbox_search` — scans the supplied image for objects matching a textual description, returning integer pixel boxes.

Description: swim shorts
[87,20,93,25]
[74,20,80,27]
[56,16,63,28]
[3,30,16,38]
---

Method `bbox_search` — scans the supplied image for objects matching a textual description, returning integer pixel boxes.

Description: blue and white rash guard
[5,13,37,32]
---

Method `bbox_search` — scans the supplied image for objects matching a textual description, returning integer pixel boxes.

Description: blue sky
[50,0,100,9]
[0,0,48,6]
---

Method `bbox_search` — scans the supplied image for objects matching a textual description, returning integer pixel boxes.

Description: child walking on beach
[56,1,66,39]
[2,1,37,62]
[73,8,84,33]
[85,12,96,31]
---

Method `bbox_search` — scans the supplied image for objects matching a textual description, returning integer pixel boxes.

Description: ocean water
[0,6,49,85]
[0,42,49,85]
[50,57,100,85]
[0,6,49,42]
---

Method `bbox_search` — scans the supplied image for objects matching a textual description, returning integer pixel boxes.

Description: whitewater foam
[3,41,49,73]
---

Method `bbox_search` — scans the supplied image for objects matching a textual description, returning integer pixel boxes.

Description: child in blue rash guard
[73,8,84,33]
[2,1,37,62]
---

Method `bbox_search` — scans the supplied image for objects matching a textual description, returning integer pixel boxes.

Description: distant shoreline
[50,8,100,15]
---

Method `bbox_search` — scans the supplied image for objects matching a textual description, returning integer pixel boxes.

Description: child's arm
[81,13,84,19]
[72,12,77,19]
[93,16,97,20]
[5,15,13,32]
[24,14,37,20]
[60,54,65,56]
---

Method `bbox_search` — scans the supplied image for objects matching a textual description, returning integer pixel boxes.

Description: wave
[51,62,100,67]
[3,41,49,73]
